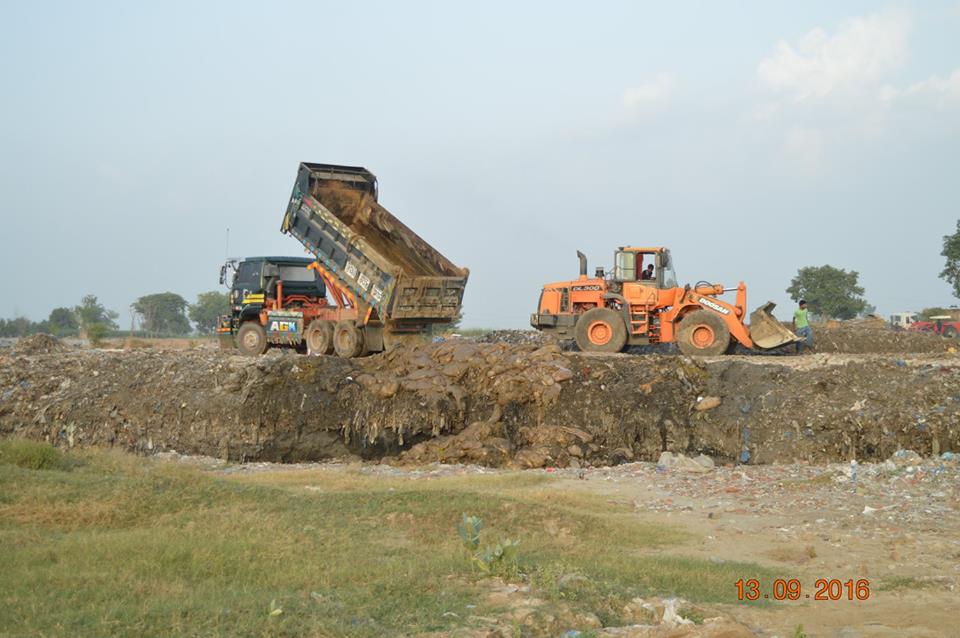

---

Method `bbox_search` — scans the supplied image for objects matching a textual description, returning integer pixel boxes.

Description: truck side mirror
[219,265,227,285]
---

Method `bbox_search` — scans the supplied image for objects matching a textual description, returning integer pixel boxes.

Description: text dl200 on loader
[530,248,798,356]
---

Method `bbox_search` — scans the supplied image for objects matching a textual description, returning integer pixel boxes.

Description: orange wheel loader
[530,248,799,356]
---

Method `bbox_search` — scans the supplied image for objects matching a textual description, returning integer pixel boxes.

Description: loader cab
[613,248,677,289]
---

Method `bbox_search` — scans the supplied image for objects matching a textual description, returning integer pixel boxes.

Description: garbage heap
[1,336,959,466]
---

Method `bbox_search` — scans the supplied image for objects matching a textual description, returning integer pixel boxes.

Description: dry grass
[1,445,777,637]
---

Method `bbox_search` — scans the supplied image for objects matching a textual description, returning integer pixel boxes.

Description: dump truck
[218,163,469,357]
[530,247,798,356]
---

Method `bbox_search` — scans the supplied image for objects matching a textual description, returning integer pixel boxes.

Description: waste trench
[2,329,959,466]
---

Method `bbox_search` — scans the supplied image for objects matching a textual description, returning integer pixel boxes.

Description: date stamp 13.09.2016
[735,578,870,602]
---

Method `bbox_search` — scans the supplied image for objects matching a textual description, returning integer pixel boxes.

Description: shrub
[86,322,110,347]
[456,513,520,578]
[0,439,73,471]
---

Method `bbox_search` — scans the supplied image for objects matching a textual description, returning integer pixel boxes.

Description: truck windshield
[234,261,262,288]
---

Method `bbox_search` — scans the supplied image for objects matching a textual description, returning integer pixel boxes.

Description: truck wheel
[305,320,335,355]
[574,307,627,353]
[334,321,364,358]
[237,322,268,356]
[677,310,730,356]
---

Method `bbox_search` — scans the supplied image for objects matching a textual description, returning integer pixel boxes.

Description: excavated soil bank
[479,319,956,355]
[2,336,959,467]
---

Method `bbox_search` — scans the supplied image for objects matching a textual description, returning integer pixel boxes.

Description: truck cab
[217,256,327,353]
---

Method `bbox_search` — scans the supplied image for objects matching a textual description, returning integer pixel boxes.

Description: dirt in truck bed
[2,324,959,467]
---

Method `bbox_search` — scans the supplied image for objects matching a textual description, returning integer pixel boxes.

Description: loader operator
[793,300,813,353]
[640,264,655,281]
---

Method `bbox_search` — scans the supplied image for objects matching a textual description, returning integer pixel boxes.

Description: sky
[1,1,959,328]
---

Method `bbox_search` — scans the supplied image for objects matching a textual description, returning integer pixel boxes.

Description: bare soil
[1,334,958,467]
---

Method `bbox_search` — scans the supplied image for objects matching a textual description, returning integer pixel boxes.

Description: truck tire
[237,322,268,356]
[305,320,335,355]
[574,307,627,353]
[677,310,730,357]
[334,321,364,358]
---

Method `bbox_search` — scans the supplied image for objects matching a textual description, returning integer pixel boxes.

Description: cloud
[882,69,960,105]
[622,74,677,109]
[758,10,910,101]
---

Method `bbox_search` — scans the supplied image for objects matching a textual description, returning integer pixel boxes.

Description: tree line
[0,292,229,339]
[6,220,960,337]
[786,222,960,321]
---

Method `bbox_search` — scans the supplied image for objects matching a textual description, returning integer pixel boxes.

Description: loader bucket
[749,302,800,350]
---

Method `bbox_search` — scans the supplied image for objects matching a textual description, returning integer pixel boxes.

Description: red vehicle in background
[908,315,960,338]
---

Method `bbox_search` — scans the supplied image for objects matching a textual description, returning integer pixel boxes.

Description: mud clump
[12,334,68,356]
[356,340,573,408]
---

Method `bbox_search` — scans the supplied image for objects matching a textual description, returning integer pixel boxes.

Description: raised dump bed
[281,163,468,333]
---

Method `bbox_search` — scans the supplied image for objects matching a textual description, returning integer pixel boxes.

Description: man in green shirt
[792,300,813,353]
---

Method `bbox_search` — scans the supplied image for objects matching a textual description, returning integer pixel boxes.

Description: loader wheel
[677,310,730,357]
[305,320,335,355]
[333,321,364,358]
[575,308,627,353]
[237,322,268,356]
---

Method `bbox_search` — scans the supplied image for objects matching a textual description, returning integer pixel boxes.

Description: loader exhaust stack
[577,251,587,278]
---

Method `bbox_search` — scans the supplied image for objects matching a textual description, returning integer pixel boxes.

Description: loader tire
[334,321,364,358]
[677,310,730,357]
[305,320,335,355]
[237,322,268,356]
[575,307,627,353]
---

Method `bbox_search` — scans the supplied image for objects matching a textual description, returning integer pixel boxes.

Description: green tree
[786,265,867,320]
[940,220,960,298]
[0,317,43,337]
[86,322,109,346]
[47,307,78,336]
[188,291,230,333]
[133,292,191,335]
[74,295,119,331]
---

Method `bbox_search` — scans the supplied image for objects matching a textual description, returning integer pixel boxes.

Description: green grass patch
[1,449,777,637]
[0,438,77,471]
[876,575,938,591]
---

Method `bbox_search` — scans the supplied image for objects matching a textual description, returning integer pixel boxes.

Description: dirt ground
[159,454,958,637]
[562,460,959,637]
